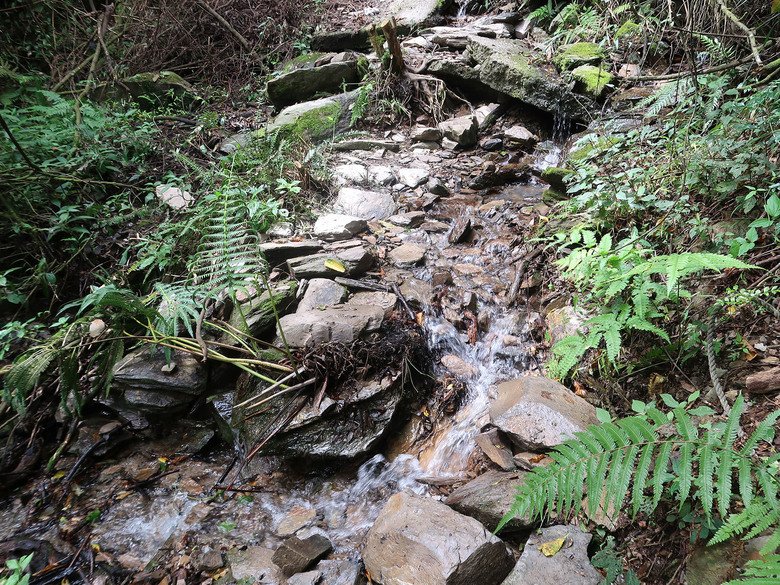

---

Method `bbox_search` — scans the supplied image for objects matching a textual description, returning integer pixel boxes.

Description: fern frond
[4,347,58,413]
[722,553,780,584]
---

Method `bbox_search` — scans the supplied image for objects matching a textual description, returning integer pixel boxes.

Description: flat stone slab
[335,187,398,220]
[501,525,600,585]
[287,248,373,279]
[490,376,599,451]
[272,534,332,576]
[313,213,368,241]
[298,279,346,312]
[227,547,283,584]
[363,490,515,585]
[445,470,532,532]
[389,242,426,267]
[278,305,385,347]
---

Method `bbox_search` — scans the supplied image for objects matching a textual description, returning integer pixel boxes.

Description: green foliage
[0,553,32,585]
[548,226,753,377]
[591,537,641,585]
[723,554,780,584]
[500,394,780,559]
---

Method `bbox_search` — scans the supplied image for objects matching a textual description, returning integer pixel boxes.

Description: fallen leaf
[539,533,569,557]
[573,380,587,397]
[324,259,346,273]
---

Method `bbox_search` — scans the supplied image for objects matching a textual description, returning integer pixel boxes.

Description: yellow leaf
[324,259,346,273]
[773,0,780,13]
[539,533,568,557]
[52,470,66,480]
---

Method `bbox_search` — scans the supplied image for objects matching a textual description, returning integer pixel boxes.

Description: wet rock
[411,126,443,142]
[287,571,322,585]
[398,167,431,188]
[278,305,384,347]
[388,211,426,227]
[287,248,373,279]
[512,452,553,471]
[389,242,426,267]
[363,491,514,585]
[553,42,606,71]
[399,277,433,307]
[427,177,450,196]
[260,240,323,266]
[222,283,298,342]
[346,291,398,318]
[439,115,479,147]
[571,65,613,99]
[192,546,223,571]
[267,91,357,143]
[445,470,532,532]
[276,506,317,537]
[421,220,450,233]
[481,137,503,151]
[501,525,600,585]
[490,376,599,451]
[333,164,369,186]
[298,279,347,312]
[316,559,362,585]
[441,354,478,378]
[448,216,472,244]
[335,187,397,220]
[474,429,515,471]
[503,125,537,149]
[313,213,368,241]
[432,270,453,287]
[467,37,592,120]
[267,61,359,108]
[273,535,332,576]
[237,371,404,458]
[227,547,283,584]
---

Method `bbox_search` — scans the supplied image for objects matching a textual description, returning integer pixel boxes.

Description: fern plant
[548,228,754,377]
[499,393,780,559]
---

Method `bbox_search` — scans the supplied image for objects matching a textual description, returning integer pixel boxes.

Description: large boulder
[267,91,357,143]
[278,305,384,347]
[466,37,594,120]
[335,187,398,220]
[286,247,374,279]
[313,214,368,241]
[363,491,515,585]
[490,376,599,451]
[382,0,454,26]
[267,61,360,108]
[235,371,405,459]
[501,525,600,585]
[571,65,614,99]
[438,115,479,147]
[445,470,533,532]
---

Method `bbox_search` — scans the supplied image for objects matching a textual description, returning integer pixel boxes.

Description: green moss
[283,52,325,72]
[289,102,342,139]
[553,42,606,71]
[259,349,287,362]
[541,167,575,191]
[566,135,619,163]
[615,21,640,40]
[571,65,613,99]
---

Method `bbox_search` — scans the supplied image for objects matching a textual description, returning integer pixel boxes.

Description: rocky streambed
[0,2,645,585]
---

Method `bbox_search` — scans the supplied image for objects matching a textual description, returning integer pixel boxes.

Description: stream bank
[2,1,780,584]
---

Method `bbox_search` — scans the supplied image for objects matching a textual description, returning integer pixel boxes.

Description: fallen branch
[196,0,252,54]
[711,0,762,65]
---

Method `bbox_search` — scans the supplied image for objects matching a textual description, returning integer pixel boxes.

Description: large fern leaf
[498,393,780,553]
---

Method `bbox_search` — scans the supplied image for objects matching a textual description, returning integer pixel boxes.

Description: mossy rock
[615,20,641,41]
[220,282,298,344]
[267,91,357,143]
[282,52,326,73]
[571,64,613,99]
[541,167,575,192]
[566,134,619,163]
[542,188,569,204]
[553,42,606,71]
